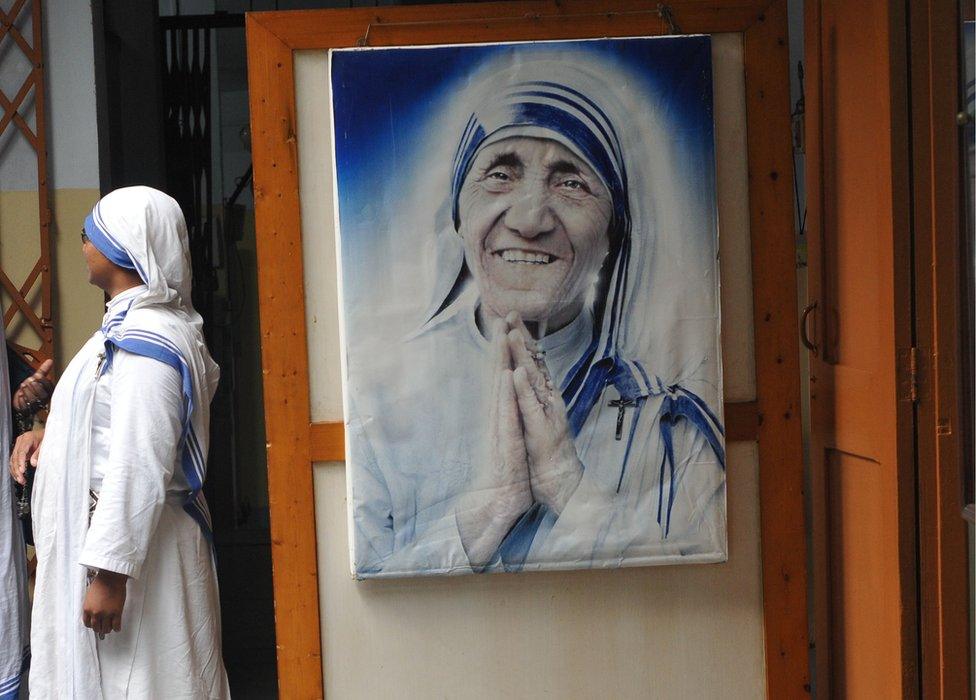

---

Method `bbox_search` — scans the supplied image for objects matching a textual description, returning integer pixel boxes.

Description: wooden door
[805,0,918,696]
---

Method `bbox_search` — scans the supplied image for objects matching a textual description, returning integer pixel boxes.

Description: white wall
[296,33,769,699]
[44,0,99,190]
[0,0,99,190]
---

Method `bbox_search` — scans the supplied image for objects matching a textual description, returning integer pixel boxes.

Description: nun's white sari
[29,187,229,698]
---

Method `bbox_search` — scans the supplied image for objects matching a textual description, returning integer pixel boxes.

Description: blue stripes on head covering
[450,80,630,242]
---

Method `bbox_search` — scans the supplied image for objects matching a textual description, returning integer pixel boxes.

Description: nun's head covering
[84,185,200,326]
[449,70,631,254]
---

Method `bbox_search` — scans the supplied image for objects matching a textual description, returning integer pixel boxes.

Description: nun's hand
[10,428,43,486]
[506,315,583,516]
[457,319,533,567]
[83,569,127,637]
[13,358,54,415]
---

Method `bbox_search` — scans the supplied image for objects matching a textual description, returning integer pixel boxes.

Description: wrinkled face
[457,136,613,331]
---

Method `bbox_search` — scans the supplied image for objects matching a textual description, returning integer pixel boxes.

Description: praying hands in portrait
[457,312,583,567]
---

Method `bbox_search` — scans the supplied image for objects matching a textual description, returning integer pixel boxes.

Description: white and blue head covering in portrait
[425,52,725,552]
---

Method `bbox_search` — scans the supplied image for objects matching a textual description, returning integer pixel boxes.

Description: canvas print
[331,36,726,578]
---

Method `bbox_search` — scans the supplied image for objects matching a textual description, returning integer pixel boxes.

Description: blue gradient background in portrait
[330,36,716,318]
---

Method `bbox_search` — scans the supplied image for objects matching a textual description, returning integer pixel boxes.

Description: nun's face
[82,233,116,290]
[457,136,613,332]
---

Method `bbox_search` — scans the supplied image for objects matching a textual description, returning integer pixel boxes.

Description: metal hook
[357,23,373,47]
[656,4,682,34]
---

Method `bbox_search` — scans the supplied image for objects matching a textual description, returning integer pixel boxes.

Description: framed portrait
[331,36,727,578]
[249,2,810,695]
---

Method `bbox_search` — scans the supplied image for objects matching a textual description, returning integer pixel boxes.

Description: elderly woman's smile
[457,136,612,333]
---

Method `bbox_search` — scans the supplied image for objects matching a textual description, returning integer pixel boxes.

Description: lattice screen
[0,0,52,367]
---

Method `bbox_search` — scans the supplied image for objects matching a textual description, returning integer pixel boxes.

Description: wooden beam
[743,2,811,696]
[249,0,766,49]
[309,422,345,463]
[246,14,323,699]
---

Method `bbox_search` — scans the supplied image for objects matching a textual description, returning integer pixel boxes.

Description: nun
[21,187,229,697]
[348,47,726,577]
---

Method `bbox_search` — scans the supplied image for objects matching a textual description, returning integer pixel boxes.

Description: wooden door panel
[826,449,902,699]
[806,0,916,695]
[817,3,886,372]
[824,365,882,461]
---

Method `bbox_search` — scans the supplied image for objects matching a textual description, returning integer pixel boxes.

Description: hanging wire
[656,4,682,34]
[791,60,807,249]
[358,23,372,46]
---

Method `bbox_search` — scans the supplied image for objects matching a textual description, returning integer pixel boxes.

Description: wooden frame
[908,0,972,694]
[246,2,808,697]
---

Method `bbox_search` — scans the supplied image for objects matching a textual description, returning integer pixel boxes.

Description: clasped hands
[457,312,583,566]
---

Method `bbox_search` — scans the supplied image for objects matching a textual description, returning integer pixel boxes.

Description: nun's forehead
[465,132,603,179]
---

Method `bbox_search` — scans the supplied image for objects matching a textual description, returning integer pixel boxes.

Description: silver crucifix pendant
[608,398,636,440]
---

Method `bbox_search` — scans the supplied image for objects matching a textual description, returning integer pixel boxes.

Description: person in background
[11,186,229,698]
[2,346,53,699]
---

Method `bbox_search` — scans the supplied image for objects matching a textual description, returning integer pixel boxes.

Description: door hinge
[898,346,920,403]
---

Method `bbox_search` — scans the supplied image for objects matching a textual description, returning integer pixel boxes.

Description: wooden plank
[249,0,766,49]
[245,15,323,700]
[724,400,760,443]
[312,400,761,463]
[907,0,972,695]
[803,0,831,690]
[742,3,811,697]
[309,422,345,463]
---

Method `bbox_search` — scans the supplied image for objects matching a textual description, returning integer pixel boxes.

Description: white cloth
[0,333,28,699]
[350,286,726,577]
[29,187,227,698]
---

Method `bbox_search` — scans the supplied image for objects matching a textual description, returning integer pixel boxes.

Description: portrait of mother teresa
[338,39,726,578]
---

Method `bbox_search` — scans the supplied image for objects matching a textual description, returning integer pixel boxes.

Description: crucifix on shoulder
[608,397,636,440]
